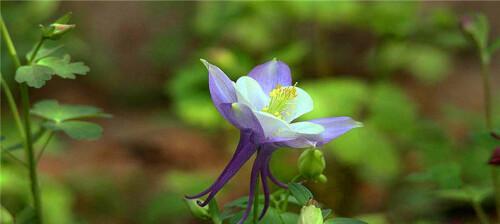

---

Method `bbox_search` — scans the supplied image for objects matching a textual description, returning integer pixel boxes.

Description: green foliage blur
[1,1,499,224]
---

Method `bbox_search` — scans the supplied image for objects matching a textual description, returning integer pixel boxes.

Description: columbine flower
[186,59,362,223]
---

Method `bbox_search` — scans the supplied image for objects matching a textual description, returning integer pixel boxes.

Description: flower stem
[281,175,301,212]
[28,37,45,64]
[471,199,490,224]
[36,131,53,162]
[493,168,500,222]
[0,73,24,139]
[1,15,44,224]
[2,150,28,167]
[480,62,492,132]
[253,177,260,224]
[476,31,498,223]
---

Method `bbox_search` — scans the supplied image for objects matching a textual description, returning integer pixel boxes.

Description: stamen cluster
[262,84,297,119]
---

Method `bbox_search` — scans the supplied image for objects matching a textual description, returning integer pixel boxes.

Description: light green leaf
[15,65,54,88]
[489,37,500,55]
[0,205,13,224]
[435,189,471,202]
[301,79,368,119]
[31,100,110,122]
[325,218,367,224]
[208,199,222,224]
[261,207,283,224]
[15,206,36,224]
[289,183,313,205]
[26,45,64,62]
[54,12,72,24]
[37,55,89,79]
[280,212,299,224]
[367,83,417,136]
[43,120,103,140]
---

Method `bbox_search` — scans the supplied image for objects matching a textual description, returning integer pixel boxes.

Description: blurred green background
[1,1,499,224]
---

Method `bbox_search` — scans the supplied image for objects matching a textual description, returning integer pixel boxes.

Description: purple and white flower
[186,59,362,223]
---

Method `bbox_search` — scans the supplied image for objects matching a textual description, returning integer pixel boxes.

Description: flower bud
[489,147,500,166]
[460,16,474,33]
[298,149,326,182]
[185,199,210,220]
[298,200,323,224]
[39,12,75,40]
[51,23,75,35]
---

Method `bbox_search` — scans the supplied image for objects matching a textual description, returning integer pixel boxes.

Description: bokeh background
[1,1,499,224]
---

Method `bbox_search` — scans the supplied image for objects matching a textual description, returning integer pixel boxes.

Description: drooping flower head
[186,59,362,223]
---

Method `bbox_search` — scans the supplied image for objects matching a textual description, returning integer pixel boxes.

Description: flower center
[262,84,298,119]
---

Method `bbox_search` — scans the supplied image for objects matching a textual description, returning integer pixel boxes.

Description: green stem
[493,168,500,222]
[2,150,28,167]
[471,199,490,224]
[281,175,301,212]
[480,62,492,131]
[1,15,44,224]
[253,177,260,224]
[28,37,45,64]
[0,74,24,139]
[0,16,21,68]
[36,132,53,162]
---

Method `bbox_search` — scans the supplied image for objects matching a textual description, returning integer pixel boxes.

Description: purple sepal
[185,130,257,206]
[203,59,238,120]
[310,116,361,146]
[219,103,264,141]
[248,59,292,94]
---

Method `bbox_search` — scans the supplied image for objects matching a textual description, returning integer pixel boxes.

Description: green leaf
[208,199,222,224]
[43,120,103,140]
[324,218,367,224]
[435,189,471,202]
[261,207,284,224]
[489,37,500,55]
[15,206,36,224]
[301,79,368,119]
[289,183,313,205]
[322,209,332,219]
[31,100,109,122]
[54,12,72,24]
[2,128,46,152]
[329,125,400,182]
[37,55,89,79]
[280,212,299,224]
[26,45,64,62]
[0,205,13,224]
[15,65,54,88]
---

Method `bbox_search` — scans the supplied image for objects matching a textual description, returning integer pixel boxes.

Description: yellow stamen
[262,83,298,119]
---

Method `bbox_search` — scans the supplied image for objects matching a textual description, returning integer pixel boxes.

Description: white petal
[290,121,325,136]
[235,76,269,110]
[254,111,297,140]
[284,87,313,122]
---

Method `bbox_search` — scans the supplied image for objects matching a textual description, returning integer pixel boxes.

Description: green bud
[298,201,323,224]
[185,199,210,220]
[298,149,326,182]
[39,12,75,40]
[317,174,327,183]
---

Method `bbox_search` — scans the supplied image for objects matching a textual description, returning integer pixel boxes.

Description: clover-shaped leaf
[15,65,54,88]
[289,183,313,205]
[37,55,89,79]
[26,45,64,62]
[31,100,110,140]
[31,100,109,122]
[43,121,102,140]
